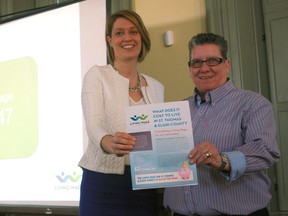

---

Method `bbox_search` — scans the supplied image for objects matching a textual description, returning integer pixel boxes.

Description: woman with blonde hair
[78,10,164,216]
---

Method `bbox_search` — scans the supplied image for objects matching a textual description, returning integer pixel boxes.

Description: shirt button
[185,190,190,195]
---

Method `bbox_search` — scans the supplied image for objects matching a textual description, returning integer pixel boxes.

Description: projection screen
[0,0,106,211]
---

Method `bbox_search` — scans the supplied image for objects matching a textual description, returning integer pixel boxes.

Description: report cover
[126,101,198,190]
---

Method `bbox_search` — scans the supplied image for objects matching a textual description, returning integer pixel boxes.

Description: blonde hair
[105,10,151,64]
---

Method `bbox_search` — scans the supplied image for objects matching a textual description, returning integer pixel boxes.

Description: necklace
[112,65,142,92]
[129,72,141,92]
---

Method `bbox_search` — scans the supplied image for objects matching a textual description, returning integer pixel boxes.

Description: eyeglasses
[188,58,225,68]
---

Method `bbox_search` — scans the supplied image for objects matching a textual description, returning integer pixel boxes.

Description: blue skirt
[79,166,158,216]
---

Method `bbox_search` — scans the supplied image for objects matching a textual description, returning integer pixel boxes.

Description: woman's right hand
[100,132,136,157]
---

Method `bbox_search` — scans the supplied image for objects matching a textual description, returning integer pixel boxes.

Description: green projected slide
[0,57,38,159]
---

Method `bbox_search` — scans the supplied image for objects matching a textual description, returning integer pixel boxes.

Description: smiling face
[189,44,230,94]
[107,17,142,64]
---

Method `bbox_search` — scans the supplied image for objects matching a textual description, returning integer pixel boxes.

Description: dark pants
[173,207,269,216]
[79,167,158,216]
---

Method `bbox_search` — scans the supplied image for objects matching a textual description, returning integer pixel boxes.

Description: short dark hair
[105,10,151,64]
[188,33,228,60]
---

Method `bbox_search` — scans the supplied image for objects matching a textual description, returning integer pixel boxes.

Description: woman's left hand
[188,141,224,170]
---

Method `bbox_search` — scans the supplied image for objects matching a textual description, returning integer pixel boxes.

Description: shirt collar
[194,79,235,106]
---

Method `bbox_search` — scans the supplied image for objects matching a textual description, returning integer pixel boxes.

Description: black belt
[174,214,200,216]
[173,207,269,216]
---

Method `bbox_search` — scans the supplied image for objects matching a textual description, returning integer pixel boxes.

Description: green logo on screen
[0,57,38,159]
